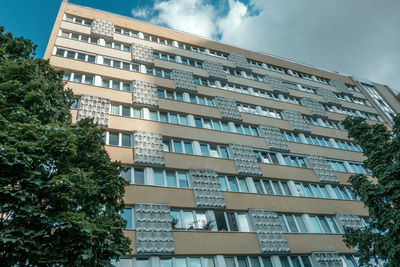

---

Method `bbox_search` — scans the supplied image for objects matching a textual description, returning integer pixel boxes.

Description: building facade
[44,1,400,266]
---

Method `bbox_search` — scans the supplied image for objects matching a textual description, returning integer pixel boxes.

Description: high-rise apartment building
[44,1,399,266]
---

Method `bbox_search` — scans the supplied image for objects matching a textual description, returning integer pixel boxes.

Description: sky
[1,0,399,92]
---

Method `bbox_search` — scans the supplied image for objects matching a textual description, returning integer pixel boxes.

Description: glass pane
[295,215,307,233]
[160,112,168,122]
[170,210,182,228]
[237,257,248,267]
[263,181,274,194]
[238,178,249,192]
[281,182,291,195]
[196,212,207,229]
[219,177,228,191]
[110,105,119,115]
[204,257,215,267]
[290,256,302,267]
[228,177,239,192]
[180,116,188,125]
[121,208,132,229]
[166,171,177,187]
[226,212,239,231]
[301,256,313,267]
[279,256,291,267]
[160,258,172,267]
[262,257,273,267]
[184,142,193,154]
[278,215,288,232]
[237,213,250,232]
[178,172,188,188]
[154,170,164,186]
[272,181,283,195]
[183,211,195,229]
[200,144,209,156]
[219,147,229,159]
[150,111,158,121]
[108,132,119,145]
[175,258,186,267]
[253,179,264,194]
[215,211,228,231]
[136,258,149,267]
[327,217,340,233]
[310,216,323,233]
[190,258,201,267]
[225,257,235,267]
[312,184,323,198]
[121,134,131,147]
[122,106,130,117]
[249,257,261,267]
[212,121,221,131]
[134,168,144,185]
[320,186,330,198]
[285,215,298,233]
[170,114,178,124]
[173,140,183,153]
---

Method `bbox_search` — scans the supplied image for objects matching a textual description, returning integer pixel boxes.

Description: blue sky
[1,0,399,92]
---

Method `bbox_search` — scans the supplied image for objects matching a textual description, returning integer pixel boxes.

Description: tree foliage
[0,26,130,266]
[342,116,400,266]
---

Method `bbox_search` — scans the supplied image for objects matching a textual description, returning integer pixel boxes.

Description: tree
[0,26,130,265]
[342,116,400,266]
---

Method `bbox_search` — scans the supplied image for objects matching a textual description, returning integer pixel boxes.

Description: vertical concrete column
[98,38,105,46]
[139,64,147,74]
[137,32,144,39]
[142,108,150,120]
[287,181,299,196]
[276,153,286,165]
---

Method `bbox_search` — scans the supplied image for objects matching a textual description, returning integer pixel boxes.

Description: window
[282,155,307,168]
[121,208,134,229]
[70,98,80,109]
[279,214,308,233]
[214,211,251,232]
[219,176,250,193]
[170,210,211,230]
[329,161,348,172]
[254,151,279,164]
[309,215,340,233]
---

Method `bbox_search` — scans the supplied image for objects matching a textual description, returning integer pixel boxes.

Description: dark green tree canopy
[342,116,400,266]
[0,26,130,266]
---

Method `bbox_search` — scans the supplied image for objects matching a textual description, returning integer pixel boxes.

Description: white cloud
[131,8,150,19]
[151,0,217,38]
[131,0,400,91]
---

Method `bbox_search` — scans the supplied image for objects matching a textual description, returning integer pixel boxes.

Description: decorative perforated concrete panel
[228,53,252,72]
[214,96,242,122]
[264,75,289,95]
[330,79,353,95]
[90,19,114,40]
[77,95,110,127]
[335,213,362,232]
[248,209,290,254]
[172,69,197,93]
[189,169,226,208]
[133,131,165,167]
[203,60,227,81]
[311,252,343,267]
[131,43,154,65]
[258,125,290,152]
[316,87,341,106]
[281,110,310,133]
[135,203,174,255]
[228,144,262,176]
[132,80,158,107]
[306,154,339,184]
[300,98,327,118]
